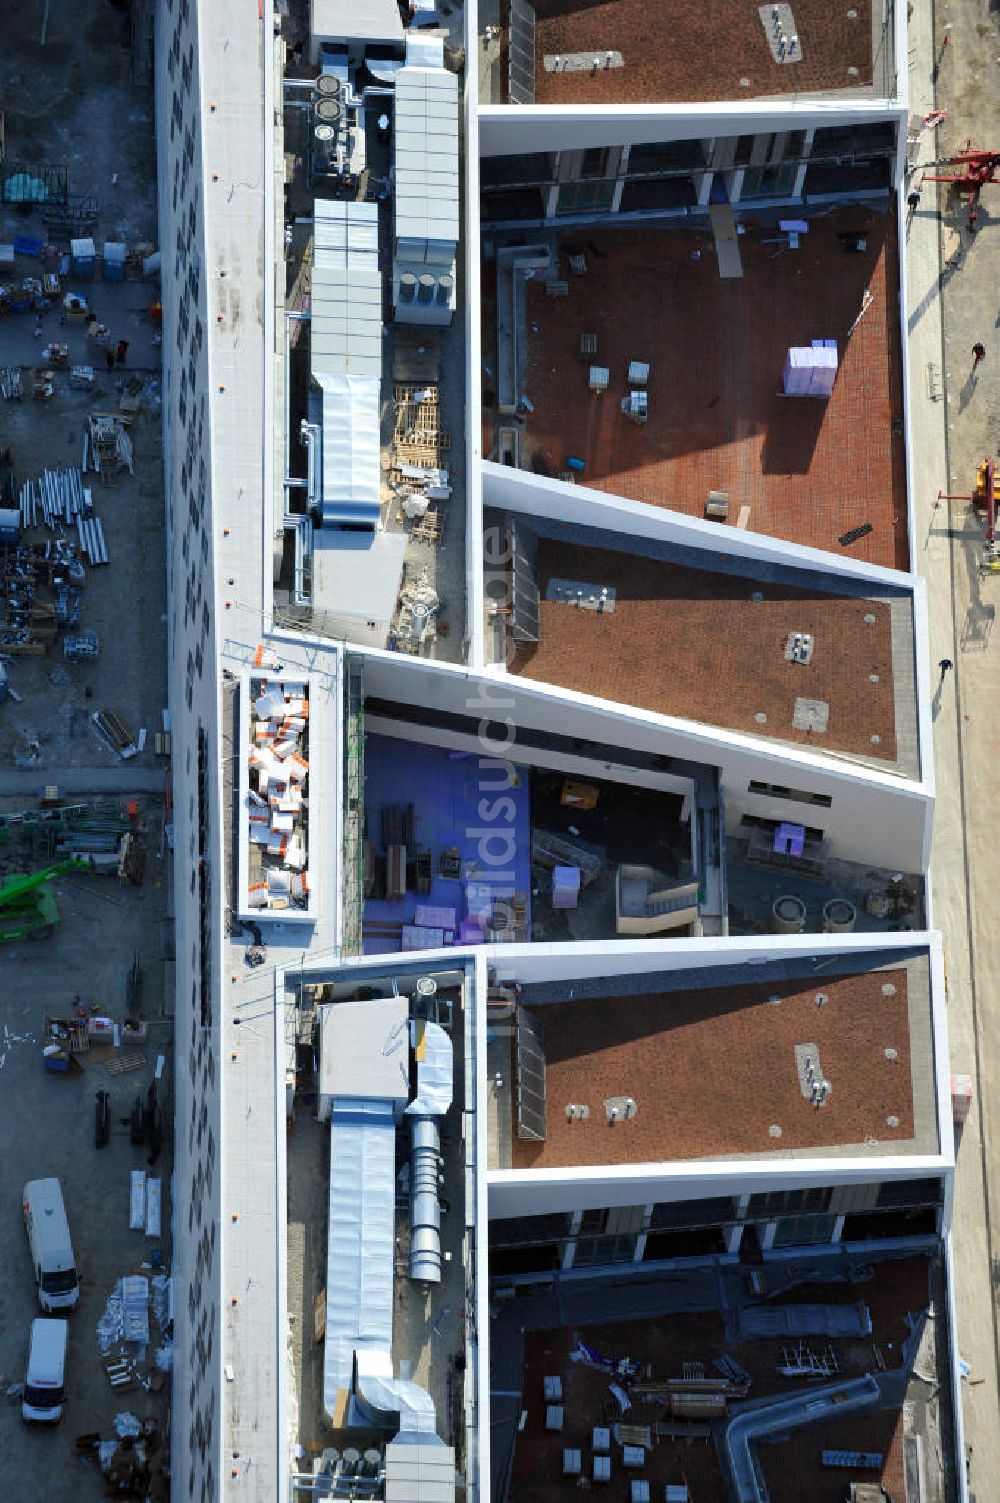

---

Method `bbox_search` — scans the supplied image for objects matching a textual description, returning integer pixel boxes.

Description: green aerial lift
[0,858,92,943]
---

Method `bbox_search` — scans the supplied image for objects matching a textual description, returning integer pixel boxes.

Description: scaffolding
[1,161,68,206]
[341,656,365,956]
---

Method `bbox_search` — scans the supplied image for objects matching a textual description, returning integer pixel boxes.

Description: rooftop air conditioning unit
[314,123,336,164]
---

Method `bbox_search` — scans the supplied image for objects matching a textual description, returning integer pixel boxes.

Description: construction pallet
[45,1019,89,1053]
[106,1051,147,1076]
[396,430,451,451]
[388,459,438,481]
[394,393,439,416]
[490,895,528,943]
[390,405,436,429]
[393,444,440,466]
[410,508,442,544]
[394,383,439,406]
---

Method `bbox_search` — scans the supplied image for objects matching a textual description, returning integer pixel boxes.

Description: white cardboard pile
[247,671,311,910]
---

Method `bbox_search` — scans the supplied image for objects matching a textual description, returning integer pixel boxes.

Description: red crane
[923,142,1000,231]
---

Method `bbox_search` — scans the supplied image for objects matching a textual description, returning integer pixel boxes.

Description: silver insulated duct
[405,1020,453,1285]
[409,1116,442,1284]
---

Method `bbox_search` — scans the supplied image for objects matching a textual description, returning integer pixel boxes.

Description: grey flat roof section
[318,997,409,1102]
[323,1101,396,1409]
[394,67,459,248]
[311,527,408,634]
[315,373,381,527]
[312,0,404,45]
[385,1436,457,1502]
[312,200,382,381]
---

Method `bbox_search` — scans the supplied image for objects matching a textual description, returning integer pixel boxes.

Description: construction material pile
[85,412,134,478]
[18,465,108,565]
[0,536,87,655]
[246,665,310,912]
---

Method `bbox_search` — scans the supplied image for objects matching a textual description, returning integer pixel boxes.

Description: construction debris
[246,670,311,912]
[391,569,440,651]
[31,368,55,401]
[76,513,108,565]
[0,368,24,400]
[64,630,101,662]
[19,465,90,527]
[119,375,150,416]
[85,413,134,478]
[92,707,139,759]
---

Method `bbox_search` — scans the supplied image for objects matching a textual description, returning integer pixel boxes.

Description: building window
[742,160,799,198]
[628,140,707,175]
[748,1188,832,1219]
[649,1197,737,1231]
[573,1206,643,1266]
[747,781,832,808]
[556,179,615,216]
[876,1177,941,1208]
[772,1212,838,1247]
[196,726,212,1028]
[740,814,826,843]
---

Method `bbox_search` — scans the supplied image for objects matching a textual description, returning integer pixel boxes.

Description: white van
[22,1178,79,1312]
[21,1318,68,1423]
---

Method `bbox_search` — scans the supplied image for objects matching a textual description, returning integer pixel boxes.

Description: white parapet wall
[478,99,909,159]
[356,624,934,875]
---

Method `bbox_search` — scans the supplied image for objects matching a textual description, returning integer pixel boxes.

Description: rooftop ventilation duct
[405,1022,453,1283]
[319,1001,455,1500]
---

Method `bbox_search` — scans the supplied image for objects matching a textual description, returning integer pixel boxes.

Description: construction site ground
[0,0,164,773]
[907,1,1000,1498]
[0,4,172,1496]
[0,805,173,1498]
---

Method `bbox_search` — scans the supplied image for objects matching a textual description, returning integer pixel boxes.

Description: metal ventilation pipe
[409,1115,442,1283]
[299,419,321,509]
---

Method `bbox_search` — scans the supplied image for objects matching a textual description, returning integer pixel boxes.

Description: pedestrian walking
[116,338,129,366]
[938,657,954,682]
[972,342,987,368]
[104,349,115,373]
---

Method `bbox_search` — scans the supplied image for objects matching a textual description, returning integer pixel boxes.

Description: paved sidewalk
[0,766,167,799]
[906,1,1000,1495]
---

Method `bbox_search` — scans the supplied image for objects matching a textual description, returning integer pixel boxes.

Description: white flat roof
[319,996,410,1101]
[312,527,408,638]
[394,66,459,248]
[316,372,381,527]
[312,200,383,381]
[312,0,404,46]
